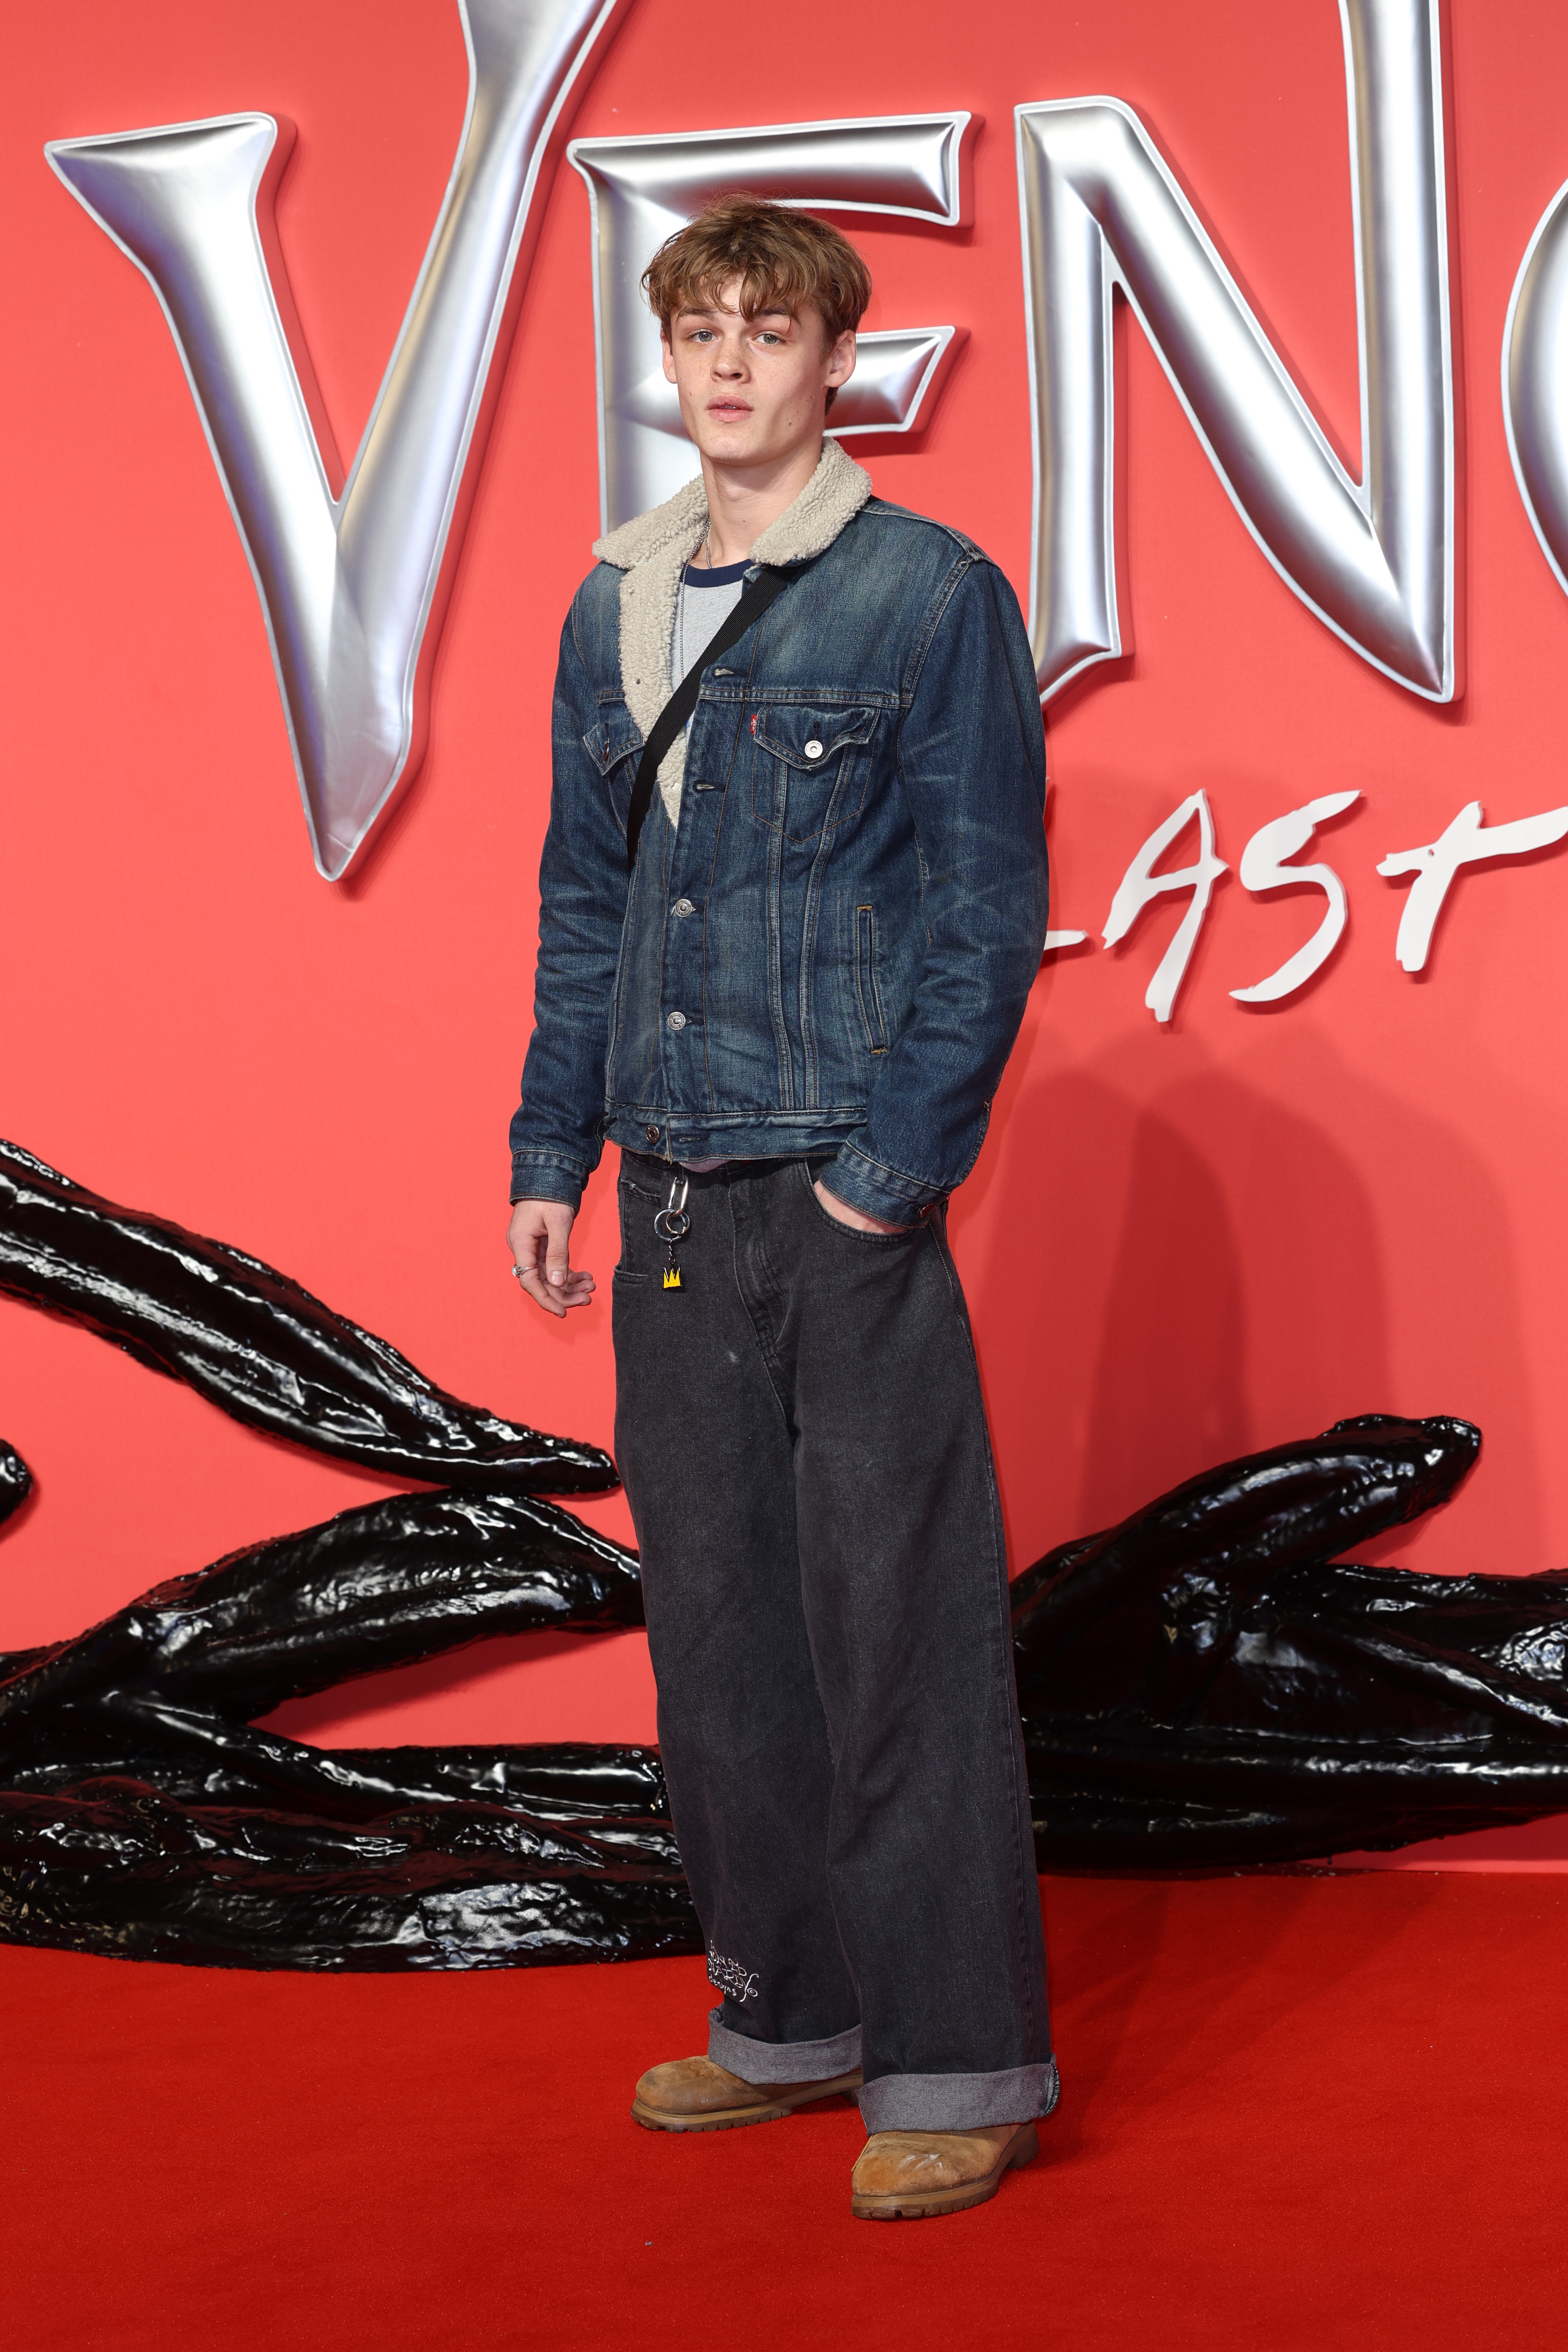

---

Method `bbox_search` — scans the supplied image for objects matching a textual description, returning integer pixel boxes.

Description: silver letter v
[47,0,622,880]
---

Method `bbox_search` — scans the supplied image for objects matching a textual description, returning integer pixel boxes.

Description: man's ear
[825,329,857,391]
[660,332,678,386]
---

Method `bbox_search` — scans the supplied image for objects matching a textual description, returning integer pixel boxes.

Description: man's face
[661,279,856,469]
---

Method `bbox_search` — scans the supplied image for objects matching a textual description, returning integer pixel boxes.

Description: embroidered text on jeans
[707,1949,760,2004]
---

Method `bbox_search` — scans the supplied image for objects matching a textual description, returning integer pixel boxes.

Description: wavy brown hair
[643,196,872,411]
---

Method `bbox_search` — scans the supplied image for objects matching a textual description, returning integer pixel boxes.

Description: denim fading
[509,501,1051,1229]
[611,1150,1057,2133]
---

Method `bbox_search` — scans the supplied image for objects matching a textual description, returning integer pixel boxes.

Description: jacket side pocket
[855,904,889,1055]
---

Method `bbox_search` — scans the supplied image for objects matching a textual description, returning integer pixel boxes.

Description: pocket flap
[752,705,878,770]
[584,715,645,775]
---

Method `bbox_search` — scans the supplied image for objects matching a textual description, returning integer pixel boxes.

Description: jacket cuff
[509,1152,588,1211]
[821,1142,941,1226]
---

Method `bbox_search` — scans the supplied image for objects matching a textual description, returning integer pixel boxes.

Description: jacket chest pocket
[584,702,645,834]
[749,704,879,844]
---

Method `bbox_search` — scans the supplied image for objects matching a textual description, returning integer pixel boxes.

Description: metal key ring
[653,1208,690,1242]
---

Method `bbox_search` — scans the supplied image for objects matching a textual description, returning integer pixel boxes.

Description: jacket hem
[603,1107,863,1164]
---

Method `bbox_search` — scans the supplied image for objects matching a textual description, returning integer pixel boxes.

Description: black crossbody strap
[625,564,790,874]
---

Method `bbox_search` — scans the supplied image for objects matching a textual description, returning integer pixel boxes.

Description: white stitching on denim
[707,1948,760,2004]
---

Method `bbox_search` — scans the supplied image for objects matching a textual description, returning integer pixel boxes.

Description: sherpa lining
[592,439,874,824]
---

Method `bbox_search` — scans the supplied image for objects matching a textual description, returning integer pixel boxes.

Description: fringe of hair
[642,195,873,349]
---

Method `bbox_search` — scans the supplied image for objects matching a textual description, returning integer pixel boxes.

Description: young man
[507,197,1055,2221]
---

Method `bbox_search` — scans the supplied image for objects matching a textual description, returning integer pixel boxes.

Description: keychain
[653,1173,690,1292]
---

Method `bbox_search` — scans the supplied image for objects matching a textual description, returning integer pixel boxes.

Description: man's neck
[697,436,825,567]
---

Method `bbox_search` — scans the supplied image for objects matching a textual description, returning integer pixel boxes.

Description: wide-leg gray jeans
[611,1149,1056,2133]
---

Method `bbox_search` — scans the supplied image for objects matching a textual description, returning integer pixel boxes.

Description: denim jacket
[509,440,1049,1225]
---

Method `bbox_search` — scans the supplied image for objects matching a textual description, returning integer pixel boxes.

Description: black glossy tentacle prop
[0,1142,614,1492]
[3,1138,1568,1969]
[0,1471,693,1969]
[1011,1413,1568,1862]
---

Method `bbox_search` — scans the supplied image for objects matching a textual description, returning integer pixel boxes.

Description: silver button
[666,1010,687,1031]
[804,738,825,760]
[671,898,694,918]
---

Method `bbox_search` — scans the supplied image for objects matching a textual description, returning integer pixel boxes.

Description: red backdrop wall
[5,0,1566,1865]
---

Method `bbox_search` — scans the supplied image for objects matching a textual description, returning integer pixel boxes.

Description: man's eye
[756,332,782,346]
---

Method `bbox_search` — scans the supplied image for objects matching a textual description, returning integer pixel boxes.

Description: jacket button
[645,1124,660,1143]
[805,739,824,760]
[671,897,694,918]
[666,1010,688,1030]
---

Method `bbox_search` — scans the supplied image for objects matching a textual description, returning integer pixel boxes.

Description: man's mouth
[708,400,752,419]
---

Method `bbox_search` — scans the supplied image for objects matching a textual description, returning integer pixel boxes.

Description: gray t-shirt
[671,555,750,697]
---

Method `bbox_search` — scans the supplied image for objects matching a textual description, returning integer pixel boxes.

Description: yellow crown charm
[662,1265,683,1290]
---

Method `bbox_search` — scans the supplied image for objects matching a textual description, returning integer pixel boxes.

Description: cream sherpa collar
[593,438,874,822]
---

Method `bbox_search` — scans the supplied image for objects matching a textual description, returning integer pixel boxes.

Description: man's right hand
[507,1199,595,1319]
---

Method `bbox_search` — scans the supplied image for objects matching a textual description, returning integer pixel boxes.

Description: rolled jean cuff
[707,2009,863,2085]
[857,2056,1061,2134]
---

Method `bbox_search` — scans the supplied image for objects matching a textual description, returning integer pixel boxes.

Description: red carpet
[3,1872,1562,2350]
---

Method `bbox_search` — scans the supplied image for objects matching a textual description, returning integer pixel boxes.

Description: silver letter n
[1017,0,1454,704]
[47,0,622,880]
